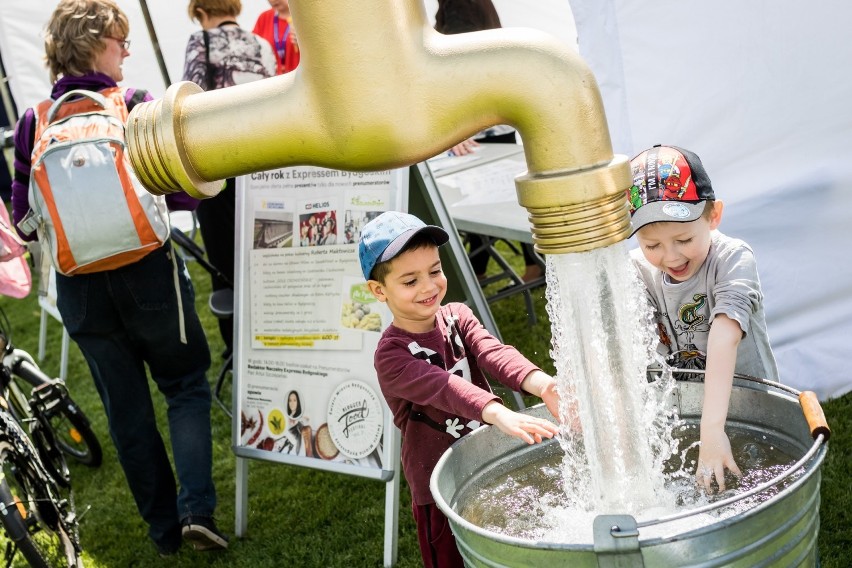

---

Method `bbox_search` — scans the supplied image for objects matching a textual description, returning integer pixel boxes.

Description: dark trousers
[465,131,538,275]
[195,178,235,353]
[56,245,216,551]
[412,502,464,568]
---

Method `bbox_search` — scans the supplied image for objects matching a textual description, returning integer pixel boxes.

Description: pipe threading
[526,192,631,254]
[127,99,180,196]
[127,81,222,199]
[515,156,632,253]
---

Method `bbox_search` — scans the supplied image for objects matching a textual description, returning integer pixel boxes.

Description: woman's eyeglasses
[105,36,131,50]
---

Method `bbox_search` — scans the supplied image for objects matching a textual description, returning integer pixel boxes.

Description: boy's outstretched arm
[481,401,558,445]
[698,314,743,493]
[520,370,560,419]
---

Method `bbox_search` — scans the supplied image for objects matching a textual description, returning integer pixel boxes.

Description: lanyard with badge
[273,13,291,63]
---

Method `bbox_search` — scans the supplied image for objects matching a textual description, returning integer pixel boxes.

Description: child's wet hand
[483,402,558,445]
[539,378,560,420]
[695,429,742,493]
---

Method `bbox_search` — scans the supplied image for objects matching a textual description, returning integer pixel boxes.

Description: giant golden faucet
[126,0,631,253]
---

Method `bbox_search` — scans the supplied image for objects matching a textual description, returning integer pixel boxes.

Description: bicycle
[0,390,83,567]
[0,307,93,567]
[0,307,102,474]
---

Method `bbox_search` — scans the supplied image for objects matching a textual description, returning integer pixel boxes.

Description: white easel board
[232,167,408,566]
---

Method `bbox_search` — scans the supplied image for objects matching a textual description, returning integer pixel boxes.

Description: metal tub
[431,375,829,567]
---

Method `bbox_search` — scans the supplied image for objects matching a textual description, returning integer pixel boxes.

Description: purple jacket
[11,72,198,240]
[374,302,538,505]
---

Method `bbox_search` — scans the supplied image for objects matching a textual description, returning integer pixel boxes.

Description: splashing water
[544,242,680,513]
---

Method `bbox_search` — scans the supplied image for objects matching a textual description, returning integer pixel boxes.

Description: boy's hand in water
[520,370,561,420]
[696,427,742,493]
[481,401,558,444]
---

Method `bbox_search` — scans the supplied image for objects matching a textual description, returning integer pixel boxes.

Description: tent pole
[138,0,172,88]
[0,54,17,124]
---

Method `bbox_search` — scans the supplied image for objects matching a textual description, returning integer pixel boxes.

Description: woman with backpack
[10,0,227,557]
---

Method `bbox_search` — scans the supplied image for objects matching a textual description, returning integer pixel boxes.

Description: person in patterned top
[181,0,276,355]
[359,211,561,567]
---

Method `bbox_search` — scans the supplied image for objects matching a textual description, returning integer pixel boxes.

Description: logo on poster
[327,380,383,459]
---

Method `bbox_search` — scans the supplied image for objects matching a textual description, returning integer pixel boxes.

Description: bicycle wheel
[39,393,102,468]
[12,361,103,467]
[0,439,82,568]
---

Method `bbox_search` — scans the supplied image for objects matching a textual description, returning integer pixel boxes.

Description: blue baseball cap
[358,211,449,280]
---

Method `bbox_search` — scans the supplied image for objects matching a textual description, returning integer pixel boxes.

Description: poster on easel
[233,166,407,479]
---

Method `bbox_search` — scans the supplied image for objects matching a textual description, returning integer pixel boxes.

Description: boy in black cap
[358,210,561,567]
[628,145,779,494]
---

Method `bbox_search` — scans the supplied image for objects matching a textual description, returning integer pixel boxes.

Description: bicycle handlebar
[4,351,55,389]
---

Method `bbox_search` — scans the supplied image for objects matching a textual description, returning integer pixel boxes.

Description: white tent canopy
[1,1,849,400]
[0,0,577,111]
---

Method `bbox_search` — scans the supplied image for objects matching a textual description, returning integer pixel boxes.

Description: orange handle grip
[799,391,831,442]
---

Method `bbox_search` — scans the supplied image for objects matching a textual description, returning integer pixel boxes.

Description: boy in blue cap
[628,145,779,494]
[359,210,560,567]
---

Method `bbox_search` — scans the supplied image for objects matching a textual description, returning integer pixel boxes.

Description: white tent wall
[0,0,576,113]
[3,1,849,400]
[571,0,852,400]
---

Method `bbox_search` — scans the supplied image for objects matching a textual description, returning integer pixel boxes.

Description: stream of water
[545,242,678,513]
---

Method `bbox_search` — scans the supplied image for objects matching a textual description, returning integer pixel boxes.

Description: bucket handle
[799,391,831,442]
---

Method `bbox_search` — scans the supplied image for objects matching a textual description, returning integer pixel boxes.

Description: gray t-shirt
[631,231,779,381]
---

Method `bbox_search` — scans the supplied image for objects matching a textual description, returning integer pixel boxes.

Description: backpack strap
[46,89,107,123]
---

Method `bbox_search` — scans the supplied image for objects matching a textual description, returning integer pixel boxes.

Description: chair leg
[213,353,233,418]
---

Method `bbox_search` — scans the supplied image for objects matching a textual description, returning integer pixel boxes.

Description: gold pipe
[126,0,631,253]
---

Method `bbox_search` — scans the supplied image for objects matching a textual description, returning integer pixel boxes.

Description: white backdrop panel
[572,0,852,400]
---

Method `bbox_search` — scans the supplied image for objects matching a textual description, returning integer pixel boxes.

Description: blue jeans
[56,243,216,550]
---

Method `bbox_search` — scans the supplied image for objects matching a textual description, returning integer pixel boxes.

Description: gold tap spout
[126,0,631,253]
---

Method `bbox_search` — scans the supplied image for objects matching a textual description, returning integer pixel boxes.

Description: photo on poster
[253,198,294,249]
[297,198,340,248]
[342,189,389,245]
[339,275,392,333]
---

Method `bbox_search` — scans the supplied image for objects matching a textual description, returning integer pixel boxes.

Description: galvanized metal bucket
[431,373,830,567]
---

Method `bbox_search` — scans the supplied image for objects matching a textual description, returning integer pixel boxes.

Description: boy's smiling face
[635,201,723,283]
[367,245,447,333]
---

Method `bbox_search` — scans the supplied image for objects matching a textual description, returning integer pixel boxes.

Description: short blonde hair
[44,0,129,82]
[187,0,242,23]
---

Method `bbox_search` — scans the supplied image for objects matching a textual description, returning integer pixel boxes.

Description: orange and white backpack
[19,88,169,276]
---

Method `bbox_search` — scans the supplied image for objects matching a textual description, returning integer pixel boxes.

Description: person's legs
[412,502,464,568]
[521,243,543,282]
[56,267,183,554]
[465,233,490,277]
[117,246,217,519]
[195,178,236,354]
[115,245,227,549]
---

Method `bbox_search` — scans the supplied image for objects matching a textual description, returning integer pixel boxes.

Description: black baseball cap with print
[627,145,715,236]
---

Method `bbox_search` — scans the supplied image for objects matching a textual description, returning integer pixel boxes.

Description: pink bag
[0,204,32,298]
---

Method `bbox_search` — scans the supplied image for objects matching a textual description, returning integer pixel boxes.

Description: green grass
[0,241,848,567]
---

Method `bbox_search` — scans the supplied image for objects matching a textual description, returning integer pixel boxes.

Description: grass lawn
[0,241,848,567]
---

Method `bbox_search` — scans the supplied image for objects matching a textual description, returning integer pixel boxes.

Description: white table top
[426,144,534,244]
